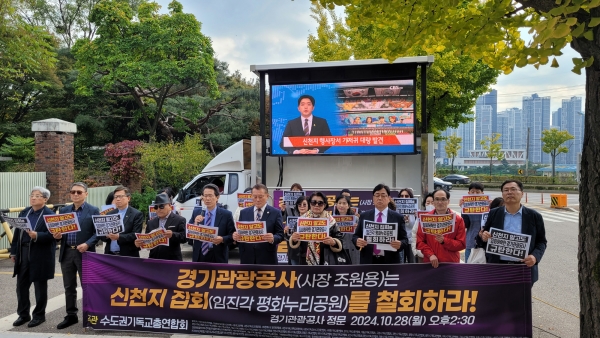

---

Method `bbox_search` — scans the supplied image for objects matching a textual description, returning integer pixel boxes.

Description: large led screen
[271,80,416,156]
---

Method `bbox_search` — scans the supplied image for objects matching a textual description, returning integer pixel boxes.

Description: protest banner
[393,198,419,215]
[486,228,532,260]
[135,228,169,249]
[363,221,398,251]
[297,218,329,242]
[92,214,124,236]
[273,190,374,213]
[4,217,32,231]
[419,214,456,235]
[332,215,356,234]
[461,195,490,214]
[283,191,305,207]
[237,193,253,208]
[83,252,533,337]
[286,216,299,232]
[481,213,489,225]
[100,205,116,216]
[148,206,157,221]
[235,221,267,243]
[43,212,81,235]
[277,241,288,265]
[185,224,217,243]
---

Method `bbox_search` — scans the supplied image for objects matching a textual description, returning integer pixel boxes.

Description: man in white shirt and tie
[280,95,332,154]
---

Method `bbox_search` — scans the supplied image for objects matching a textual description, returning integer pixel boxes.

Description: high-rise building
[475,105,493,149]
[476,90,498,133]
[522,94,551,164]
[461,116,476,158]
[555,96,583,165]
[552,108,562,128]
[497,108,523,150]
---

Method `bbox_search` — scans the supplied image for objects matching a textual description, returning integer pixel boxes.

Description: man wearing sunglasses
[54,182,99,329]
[101,186,144,257]
[135,193,187,260]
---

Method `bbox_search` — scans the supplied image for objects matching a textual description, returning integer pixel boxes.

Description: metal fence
[87,185,118,209]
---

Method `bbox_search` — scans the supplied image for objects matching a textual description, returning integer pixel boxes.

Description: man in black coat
[101,186,143,257]
[477,180,547,285]
[234,184,284,265]
[135,193,187,260]
[53,182,100,329]
[10,186,56,328]
[353,184,408,264]
[280,94,332,154]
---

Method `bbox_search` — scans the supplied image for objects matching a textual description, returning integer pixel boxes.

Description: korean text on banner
[92,214,125,236]
[486,227,532,260]
[185,224,217,243]
[237,193,253,208]
[235,221,267,243]
[393,198,419,215]
[4,217,32,231]
[363,221,398,251]
[135,228,169,249]
[332,215,356,234]
[297,218,329,242]
[43,212,81,235]
[419,214,456,235]
[283,191,305,207]
[461,195,490,214]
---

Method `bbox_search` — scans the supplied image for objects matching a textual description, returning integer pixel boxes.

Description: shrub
[104,140,145,185]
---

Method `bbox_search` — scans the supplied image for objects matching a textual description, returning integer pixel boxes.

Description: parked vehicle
[442,174,471,184]
[434,177,453,191]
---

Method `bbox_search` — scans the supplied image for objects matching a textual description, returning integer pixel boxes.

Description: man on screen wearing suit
[280,94,332,154]
[53,182,99,329]
[191,184,235,263]
[353,184,408,264]
[135,193,187,261]
[101,186,144,257]
[233,184,284,264]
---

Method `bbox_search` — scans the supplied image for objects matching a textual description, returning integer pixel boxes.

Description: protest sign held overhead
[235,221,267,243]
[363,221,398,251]
[461,195,490,214]
[486,227,531,260]
[419,214,455,235]
[332,215,356,234]
[286,216,299,233]
[92,214,124,236]
[43,212,81,235]
[4,217,32,231]
[100,205,116,216]
[393,198,419,215]
[185,223,217,243]
[282,190,305,207]
[296,218,329,242]
[237,193,253,208]
[135,228,169,249]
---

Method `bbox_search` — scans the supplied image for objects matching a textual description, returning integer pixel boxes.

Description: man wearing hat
[135,193,187,260]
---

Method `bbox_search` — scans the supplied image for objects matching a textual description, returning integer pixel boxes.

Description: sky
[155,0,586,114]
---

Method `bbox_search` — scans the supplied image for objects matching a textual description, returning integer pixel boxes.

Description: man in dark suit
[478,180,547,285]
[280,94,332,154]
[10,186,56,328]
[233,184,284,264]
[190,184,235,263]
[101,186,143,257]
[52,182,99,329]
[135,193,187,260]
[353,184,408,264]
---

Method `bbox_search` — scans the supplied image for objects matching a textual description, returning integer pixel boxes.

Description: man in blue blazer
[353,184,408,264]
[280,94,332,154]
[191,184,235,263]
[233,184,284,265]
[53,182,99,329]
[101,186,144,257]
[477,180,547,285]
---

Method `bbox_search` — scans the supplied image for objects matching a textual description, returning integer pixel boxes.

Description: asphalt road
[0,190,581,337]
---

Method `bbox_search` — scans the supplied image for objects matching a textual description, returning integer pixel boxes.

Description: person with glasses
[412,192,435,263]
[10,186,55,328]
[460,182,486,263]
[289,192,345,265]
[234,184,284,264]
[353,184,408,265]
[190,184,235,263]
[398,188,417,263]
[417,189,466,268]
[284,195,309,265]
[135,193,187,261]
[52,182,99,329]
[101,186,144,257]
[477,180,547,286]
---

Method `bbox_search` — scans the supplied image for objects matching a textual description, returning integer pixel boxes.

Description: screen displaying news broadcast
[271,80,416,156]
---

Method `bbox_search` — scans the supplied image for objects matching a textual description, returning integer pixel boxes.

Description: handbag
[324,248,353,265]
[467,248,487,264]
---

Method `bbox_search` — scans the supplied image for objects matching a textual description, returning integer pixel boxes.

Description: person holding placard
[398,188,417,263]
[289,192,344,265]
[53,182,99,329]
[412,192,435,263]
[279,183,303,218]
[10,186,55,328]
[284,195,309,265]
[191,184,235,263]
[101,186,144,257]
[477,180,547,285]
[234,184,283,264]
[333,195,360,264]
[136,193,187,261]
[353,184,408,265]
[417,189,466,268]
[461,182,486,263]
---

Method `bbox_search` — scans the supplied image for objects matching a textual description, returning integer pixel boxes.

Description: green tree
[317,1,600,331]
[307,4,500,135]
[72,0,219,141]
[480,133,504,179]
[541,128,575,182]
[444,134,462,173]
[0,135,35,162]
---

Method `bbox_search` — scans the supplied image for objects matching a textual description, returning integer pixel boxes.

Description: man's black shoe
[57,316,78,329]
[12,317,31,326]
[27,318,45,328]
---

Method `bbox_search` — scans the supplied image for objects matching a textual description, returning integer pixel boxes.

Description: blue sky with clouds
[156,0,586,113]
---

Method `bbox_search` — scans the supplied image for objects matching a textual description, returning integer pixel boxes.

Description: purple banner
[83,253,532,337]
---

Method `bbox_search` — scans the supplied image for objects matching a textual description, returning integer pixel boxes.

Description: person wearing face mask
[289,192,344,265]
[398,188,416,263]
[333,195,360,264]
[412,192,434,263]
[284,195,309,265]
